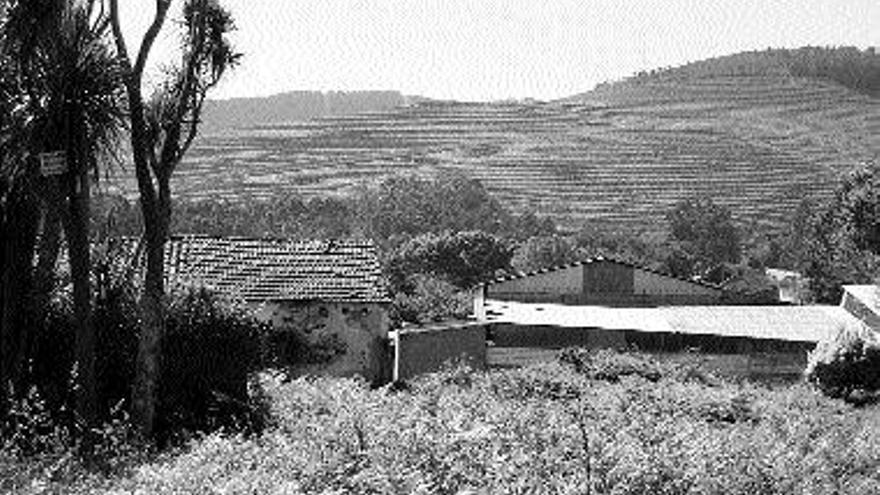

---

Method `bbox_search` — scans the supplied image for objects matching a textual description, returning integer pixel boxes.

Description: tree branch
[179,89,206,161]
[91,0,111,37]
[133,0,172,78]
[108,0,130,67]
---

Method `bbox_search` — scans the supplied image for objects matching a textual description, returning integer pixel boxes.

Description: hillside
[199,90,406,132]
[113,47,880,234]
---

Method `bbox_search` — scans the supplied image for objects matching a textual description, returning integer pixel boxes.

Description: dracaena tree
[1,0,126,431]
[108,0,240,438]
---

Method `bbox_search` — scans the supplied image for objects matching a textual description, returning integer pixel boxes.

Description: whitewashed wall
[254,301,390,381]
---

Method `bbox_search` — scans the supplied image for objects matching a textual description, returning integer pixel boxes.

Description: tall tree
[108,0,239,438]
[800,164,880,303]
[1,0,126,429]
[665,196,741,279]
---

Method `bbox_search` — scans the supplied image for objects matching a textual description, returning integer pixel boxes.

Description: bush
[5,281,272,449]
[157,288,271,441]
[558,347,722,386]
[390,274,471,324]
[806,324,880,404]
[104,361,880,495]
[558,347,665,382]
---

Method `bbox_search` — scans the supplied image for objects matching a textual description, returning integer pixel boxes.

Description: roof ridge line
[478,254,722,290]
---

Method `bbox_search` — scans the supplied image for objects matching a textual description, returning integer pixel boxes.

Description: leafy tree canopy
[511,235,582,273]
[798,165,880,303]
[359,170,513,242]
[385,230,514,292]
[665,196,741,277]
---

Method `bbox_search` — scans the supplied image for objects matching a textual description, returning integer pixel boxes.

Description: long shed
[475,256,723,310]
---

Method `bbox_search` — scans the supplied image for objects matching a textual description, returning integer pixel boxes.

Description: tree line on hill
[614,46,880,98]
[199,90,407,132]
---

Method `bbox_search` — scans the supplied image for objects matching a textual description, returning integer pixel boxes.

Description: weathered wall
[254,300,389,382]
[490,323,627,349]
[583,261,633,294]
[393,324,487,381]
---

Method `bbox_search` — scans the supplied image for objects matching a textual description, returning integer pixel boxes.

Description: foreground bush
[91,353,880,494]
[806,324,880,404]
[157,288,272,441]
[2,284,271,453]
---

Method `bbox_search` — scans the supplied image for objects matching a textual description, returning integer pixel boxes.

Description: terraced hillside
[111,49,880,233]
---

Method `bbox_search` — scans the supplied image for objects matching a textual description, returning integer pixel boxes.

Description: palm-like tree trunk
[2,0,126,433]
[131,222,165,437]
[0,183,40,403]
[66,165,96,430]
[110,0,240,440]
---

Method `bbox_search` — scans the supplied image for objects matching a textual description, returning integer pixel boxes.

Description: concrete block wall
[393,323,487,381]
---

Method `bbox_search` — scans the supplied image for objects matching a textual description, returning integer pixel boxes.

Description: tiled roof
[481,255,723,292]
[114,236,390,303]
[483,299,866,343]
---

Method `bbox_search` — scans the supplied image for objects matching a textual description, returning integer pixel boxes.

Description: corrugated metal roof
[483,299,865,343]
[660,305,859,343]
[484,300,673,332]
[104,236,390,303]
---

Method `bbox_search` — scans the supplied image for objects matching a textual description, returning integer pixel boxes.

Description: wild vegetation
[5,350,880,494]
[807,324,880,405]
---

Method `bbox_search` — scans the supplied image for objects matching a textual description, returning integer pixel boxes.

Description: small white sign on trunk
[39,151,68,176]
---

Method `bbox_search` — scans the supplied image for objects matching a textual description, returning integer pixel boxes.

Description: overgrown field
[7,351,880,494]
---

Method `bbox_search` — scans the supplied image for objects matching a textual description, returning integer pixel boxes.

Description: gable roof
[482,255,722,292]
[101,236,390,303]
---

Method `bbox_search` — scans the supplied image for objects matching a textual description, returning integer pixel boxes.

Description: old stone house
[161,236,391,381]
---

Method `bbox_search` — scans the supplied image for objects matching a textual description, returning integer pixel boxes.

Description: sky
[118,0,880,102]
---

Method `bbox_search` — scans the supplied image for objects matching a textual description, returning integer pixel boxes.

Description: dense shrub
[806,324,880,404]
[157,288,271,440]
[385,230,514,290]
[557,347,719,385]
[90,358,880,495]
[390,274,471,324]
[511,234,583,273]
[798,166,880,303]
[3,283,272,453]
